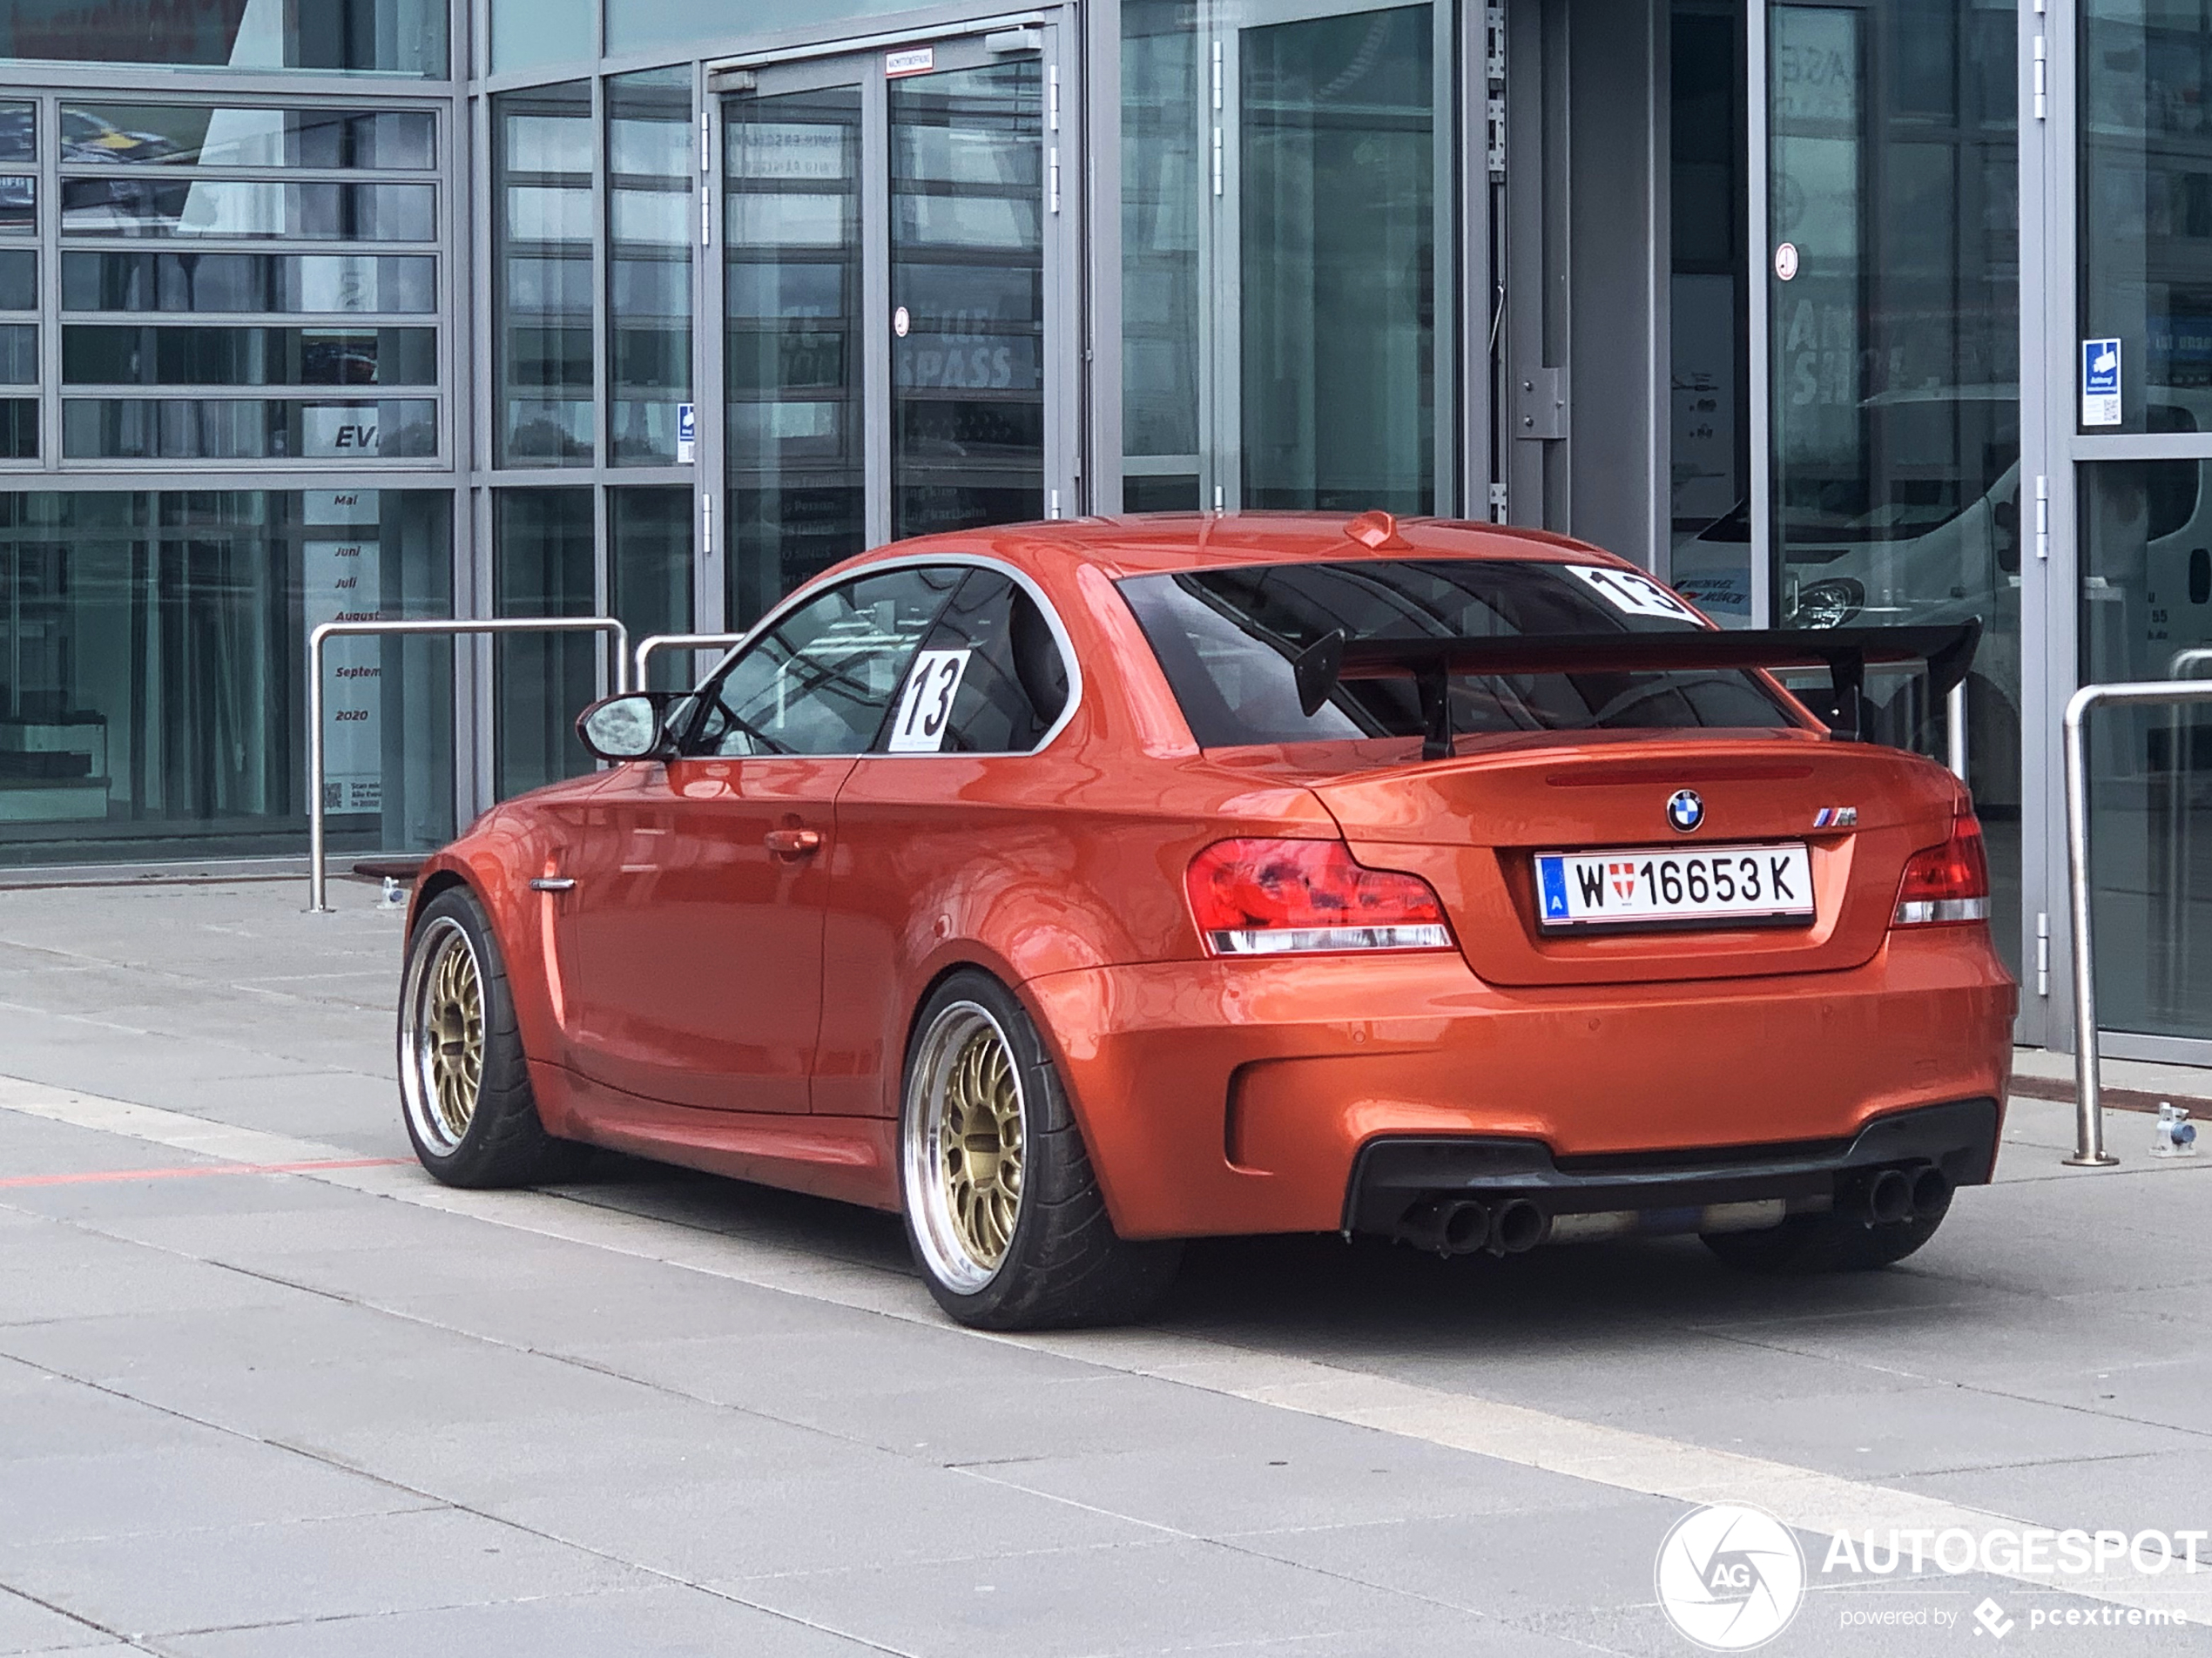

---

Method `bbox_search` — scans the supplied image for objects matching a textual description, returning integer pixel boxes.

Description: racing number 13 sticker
[1563,564,1699,623]
[887,649,973,751]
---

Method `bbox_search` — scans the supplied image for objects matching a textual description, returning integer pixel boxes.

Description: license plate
[1534,843,1815,930]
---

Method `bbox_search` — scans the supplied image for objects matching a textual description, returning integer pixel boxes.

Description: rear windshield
[1117,559,1796,748]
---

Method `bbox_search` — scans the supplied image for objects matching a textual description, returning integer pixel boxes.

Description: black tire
[397,886,577,1189]
[899,968,1181,1331]
[1702,1200,1949,1274]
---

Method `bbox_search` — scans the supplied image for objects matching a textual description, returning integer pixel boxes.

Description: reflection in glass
[890,62,1046,538]
[0,0,448,75]
[1122,0,1202,509]
[494,488,597,799]
[1668,3,1752,623]
[2080,462,2212,1041]
[0,249,33,310]
[2080,0,2212,435]
[59,107,433,171]
[609,70,694,467]
[0,402,31,458]
[1769,0,2020,974]
[489,0,593,74]
[610,488,695,691]
[60,180,435,241]
[691,565,959,757]
[725,86,865,623]
[1241,6,1433,513]
[0,490,454,866]
[63,399,437,461]
[64,327,436,387]
[0,326,32,384]
[496,84,593,467]
[0,101,32,235]
[64,253,434,315]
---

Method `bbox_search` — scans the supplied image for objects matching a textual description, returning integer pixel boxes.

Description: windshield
[1118,559,1796,749]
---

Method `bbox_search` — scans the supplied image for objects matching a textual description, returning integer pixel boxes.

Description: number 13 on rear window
[1563,564,1699,623]
[887,649,973,751]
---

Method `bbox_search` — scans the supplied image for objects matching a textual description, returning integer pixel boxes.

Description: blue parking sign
[2082,338,2121,426]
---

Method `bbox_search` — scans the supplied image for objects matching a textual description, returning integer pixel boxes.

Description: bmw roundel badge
[1666,789,1704,833]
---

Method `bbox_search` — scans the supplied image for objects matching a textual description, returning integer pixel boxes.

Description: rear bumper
[1342,1096,2000,1237]
[1020,932,2015,1240]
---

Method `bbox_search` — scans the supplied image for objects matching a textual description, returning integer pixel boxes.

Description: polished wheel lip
[399,915,486,1157]
[904,999,1027,1296]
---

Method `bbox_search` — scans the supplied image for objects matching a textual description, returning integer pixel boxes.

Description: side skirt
[528,1061,901,1212]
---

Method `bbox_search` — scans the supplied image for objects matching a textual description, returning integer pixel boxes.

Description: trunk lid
[1304,731,1966,987]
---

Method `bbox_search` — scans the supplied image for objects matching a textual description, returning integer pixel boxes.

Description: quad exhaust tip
[1390,1196,1550,1257]
[1386,1168,1949,1255]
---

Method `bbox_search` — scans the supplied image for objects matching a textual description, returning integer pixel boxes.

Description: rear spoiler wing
[1290,620,1982,759]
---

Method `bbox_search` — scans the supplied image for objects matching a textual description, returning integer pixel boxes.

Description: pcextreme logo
[1655,1502,1808,1651]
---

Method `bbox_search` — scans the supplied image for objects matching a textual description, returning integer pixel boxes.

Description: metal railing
[632,631,746,691]
[306,617,631,913]
[2061,671,2212,1164]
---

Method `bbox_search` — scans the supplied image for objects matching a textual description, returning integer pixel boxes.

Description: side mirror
[576,693,678,762]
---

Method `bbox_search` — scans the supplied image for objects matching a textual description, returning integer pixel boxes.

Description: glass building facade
[0,0,2204,1068]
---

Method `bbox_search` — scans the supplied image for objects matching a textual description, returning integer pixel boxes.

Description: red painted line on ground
[0,1157,408,1190]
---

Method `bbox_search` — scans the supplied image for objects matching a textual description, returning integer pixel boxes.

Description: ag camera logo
[1656,1502,1806,1650]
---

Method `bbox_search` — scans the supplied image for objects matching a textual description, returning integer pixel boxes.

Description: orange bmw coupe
[397,513,2015,1329]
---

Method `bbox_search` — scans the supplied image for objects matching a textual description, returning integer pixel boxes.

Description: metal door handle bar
[307,617,632,914]
[765,829,822,855]
[2061,675,2212,1165]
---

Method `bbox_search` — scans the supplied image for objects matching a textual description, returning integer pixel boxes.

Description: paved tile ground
[0,879,2209,1655]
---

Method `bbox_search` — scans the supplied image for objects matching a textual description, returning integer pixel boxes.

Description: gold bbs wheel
[905,1001,1027,1292]
[401,915,486,1155]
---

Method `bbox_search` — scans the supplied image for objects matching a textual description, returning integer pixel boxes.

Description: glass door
[1117,0,1452,516]
[717,26,1072,627]
[723,75,867,626]
[1764,0,2022,977]
[2069,0,2212,1058]
[889,58,1049,537]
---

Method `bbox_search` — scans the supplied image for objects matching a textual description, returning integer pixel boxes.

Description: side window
[684,566,963,757]
[878,570,1072,754]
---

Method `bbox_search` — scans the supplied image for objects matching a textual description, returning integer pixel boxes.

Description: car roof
[867,511,1629,584]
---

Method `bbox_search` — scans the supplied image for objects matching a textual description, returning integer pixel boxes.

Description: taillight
[1186,839,1453,956]
[1892,816,1991,927]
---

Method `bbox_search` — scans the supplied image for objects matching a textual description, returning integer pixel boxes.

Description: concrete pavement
[1,879,2209,1655]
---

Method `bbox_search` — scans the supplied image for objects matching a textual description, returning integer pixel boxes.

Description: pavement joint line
[0,1159,409,1190]
[0,1307,923,1658]
[4,1075,2211,1628]
[0,1574,156,1655]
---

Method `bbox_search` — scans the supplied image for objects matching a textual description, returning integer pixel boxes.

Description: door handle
[764,828,822,856]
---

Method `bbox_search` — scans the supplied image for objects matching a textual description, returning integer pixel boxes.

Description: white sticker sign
[887,649,972,751]
[303,492,387,816]
[1563,564,1701,623]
